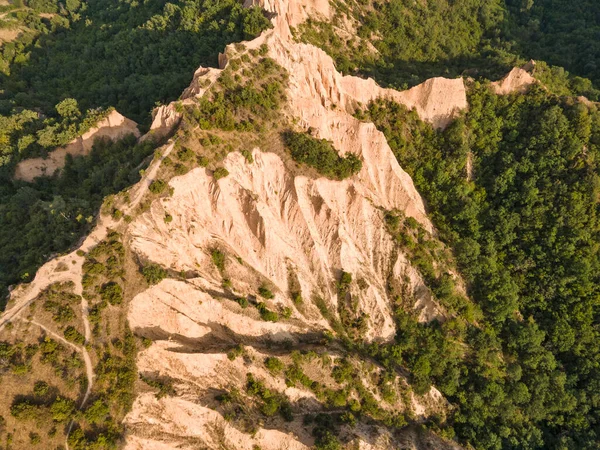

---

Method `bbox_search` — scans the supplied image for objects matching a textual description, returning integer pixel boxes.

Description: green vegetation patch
[360,84,600,448]
[283,131,362,180]
[142,263,168,286]
[246,373,293,421]
[185,56,288,133]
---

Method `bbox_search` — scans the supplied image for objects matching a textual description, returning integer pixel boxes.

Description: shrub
[257,303,279,322]
[29,432,41,444]
[338,271,352,295]
[177,147,195,162]
[211,249,226,271]
[82,260,105,275]
[213,167,230,180]
[326,389,347,407]
[33,381,50,397]
[264,356,284,374]
[164,213,173,223]
[100,282,123,306]
[142,264,167,285]
[10,401,39,421]
[64,326,85,345]
[281,307,293,319]
[44,301,76,323]
[314,430,341,450]
[341,411,357,427]
[149,179,168,194]
[50,397,76,422]
[174,163,189,175]
[285,365,313,388]
[227,344,245,361]
[241,148,254,163]
[141,375,176,399]
[216,391,234,404]
[84,400,109,425]
[258,285,274,299]
[332,360,354,383]
[280,401,293,422]
[246,373,290,419]
[235,297,249,308]
[291,291,303,305]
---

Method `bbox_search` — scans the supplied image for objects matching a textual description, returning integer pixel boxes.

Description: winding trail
[22,319,81,352]
[0,142,174,450]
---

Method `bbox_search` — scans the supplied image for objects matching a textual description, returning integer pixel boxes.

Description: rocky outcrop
[492,61,537,95]
[14,109,140,182]
[141,105,182,143]
[129,149,443,343]
[181,66,222,99]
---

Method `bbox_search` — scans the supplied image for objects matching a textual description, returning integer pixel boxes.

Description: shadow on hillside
[351,51,519,91]
[136,322,330,355]
[0,0,261,125]
[139,363,445,448]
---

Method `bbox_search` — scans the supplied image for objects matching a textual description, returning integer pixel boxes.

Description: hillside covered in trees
[300,0,600,98]
[1,0,600,449]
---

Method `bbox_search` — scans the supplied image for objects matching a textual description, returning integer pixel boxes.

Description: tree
[50,397,75,422]
[56,98,81,121]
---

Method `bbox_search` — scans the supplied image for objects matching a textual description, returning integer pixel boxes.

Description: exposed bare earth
[0,27,20,43]
[492,66,537,95]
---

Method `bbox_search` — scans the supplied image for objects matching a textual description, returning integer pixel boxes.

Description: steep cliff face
[0,0,472,448]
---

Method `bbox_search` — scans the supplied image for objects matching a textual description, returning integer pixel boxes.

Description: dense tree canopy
[506,0,600,89]
[301,0,600,97]
[364,85,600,449]
[1,0,271,125]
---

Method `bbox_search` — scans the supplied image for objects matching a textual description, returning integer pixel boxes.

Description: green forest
[1,0,600,448]
[361,84,600,449]
[0,0,271,124]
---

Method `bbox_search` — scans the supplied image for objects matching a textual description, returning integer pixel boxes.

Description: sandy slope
[120,0,463,446]
[492,66,537,95]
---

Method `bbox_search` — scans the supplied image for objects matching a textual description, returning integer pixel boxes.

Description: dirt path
[0,6,25,19]
[0,141,174,450]
[22,318,82,352]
